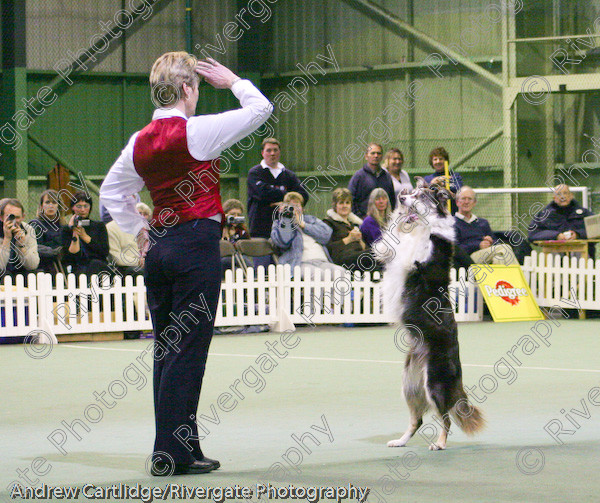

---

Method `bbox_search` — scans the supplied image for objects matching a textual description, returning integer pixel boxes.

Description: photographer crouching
[61,191,110,277]
[0,199,40,281]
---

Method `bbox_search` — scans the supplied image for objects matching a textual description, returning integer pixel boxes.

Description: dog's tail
[450,394,485,435]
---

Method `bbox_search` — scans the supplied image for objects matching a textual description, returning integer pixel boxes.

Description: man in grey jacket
[0,199,40,279]
[270,192,345,278]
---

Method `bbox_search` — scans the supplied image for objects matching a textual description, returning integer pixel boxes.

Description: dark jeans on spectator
[253,255,273,271]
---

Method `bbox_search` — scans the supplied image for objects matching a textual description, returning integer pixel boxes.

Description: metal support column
[1,0,28,201]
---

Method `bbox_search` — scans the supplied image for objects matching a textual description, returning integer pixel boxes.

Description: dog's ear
[434,186,453,204]
[415,176,428,189]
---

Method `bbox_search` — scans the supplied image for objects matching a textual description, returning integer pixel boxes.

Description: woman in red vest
[100,52,272,475]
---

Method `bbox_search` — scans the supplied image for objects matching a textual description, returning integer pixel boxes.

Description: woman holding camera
[270,191,343,278]
[61,191,110,277]
[221,199,251,276]
[222,199,250,243]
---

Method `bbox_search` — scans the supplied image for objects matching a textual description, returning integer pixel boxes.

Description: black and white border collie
[375,178,484,450]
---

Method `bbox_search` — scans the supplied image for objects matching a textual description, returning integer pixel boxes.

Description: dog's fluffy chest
[378,211,455,321]
[380,224,434,320]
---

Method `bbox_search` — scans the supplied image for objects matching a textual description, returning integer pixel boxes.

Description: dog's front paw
[428,443,446,451]
[387,439,408,448]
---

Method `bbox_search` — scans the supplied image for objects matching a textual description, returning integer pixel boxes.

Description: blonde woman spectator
[360,188,391,247]
[270,191,343,278]
[29,189,65,274]
[106,202,152,275]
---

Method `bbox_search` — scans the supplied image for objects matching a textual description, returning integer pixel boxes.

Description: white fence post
[2,253,600,340]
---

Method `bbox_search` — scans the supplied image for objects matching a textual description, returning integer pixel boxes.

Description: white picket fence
[0,263,490,340]
[522,251,600,310]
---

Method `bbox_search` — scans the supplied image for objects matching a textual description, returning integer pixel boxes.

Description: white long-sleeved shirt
[100,79,273,236]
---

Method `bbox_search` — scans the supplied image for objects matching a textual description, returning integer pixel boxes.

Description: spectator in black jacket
[323,188,368,271]
[529,184,594,242]
[247,137,309,239]
[348,143,396,219]
[30,189,65,274]
[61,191,110,277]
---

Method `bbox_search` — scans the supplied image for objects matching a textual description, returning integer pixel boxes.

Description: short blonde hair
[331,188,352,210]
[283,191,305,206]
[149,52,199,108]
[136,202,152,215]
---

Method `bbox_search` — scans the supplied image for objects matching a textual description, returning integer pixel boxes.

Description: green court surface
[1,320,599,503]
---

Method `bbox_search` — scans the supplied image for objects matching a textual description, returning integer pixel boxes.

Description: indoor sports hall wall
[2,0,600,233]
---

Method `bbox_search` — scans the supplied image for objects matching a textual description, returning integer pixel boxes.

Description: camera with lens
[226,215,245,225]
[280,205,295,220]
[73,215,91,228]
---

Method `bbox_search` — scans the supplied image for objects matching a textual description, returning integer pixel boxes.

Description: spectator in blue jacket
[455,186,517,265]
[528,184,593,242]
[270,191,344,278]
[348,143,396,219]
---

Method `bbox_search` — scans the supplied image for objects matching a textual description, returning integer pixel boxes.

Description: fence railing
[522,251,600,310]
[0,264,486,340]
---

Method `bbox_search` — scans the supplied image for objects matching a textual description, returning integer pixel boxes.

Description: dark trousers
[144,219,222,464]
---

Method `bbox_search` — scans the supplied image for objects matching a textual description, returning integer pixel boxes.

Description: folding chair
[234,238,279,275]
[220,239,240,272]
[52,247,68,288]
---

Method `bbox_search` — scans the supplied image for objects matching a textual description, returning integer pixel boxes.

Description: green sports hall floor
[1,320,599,503]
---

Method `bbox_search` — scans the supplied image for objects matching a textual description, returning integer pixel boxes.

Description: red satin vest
[133,117,223,227]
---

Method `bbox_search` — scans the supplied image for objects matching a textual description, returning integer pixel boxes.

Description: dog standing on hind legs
[375,178,485,450]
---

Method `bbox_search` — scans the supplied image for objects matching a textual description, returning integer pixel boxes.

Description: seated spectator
[348,143,396,219]
[424,147,463,211]
[360,188,391,247]
[29,190,65,274]
[1,198,40,280]
[136,202,152,221]
[222,199,251,243]
[529,184,594,242]
[61,191,110,277]
[323,188,369,271]
[383,148,412,199]
[106,202,150,277]
[270,191,344,278]
[455,186,518,265]
[221,198,252,275]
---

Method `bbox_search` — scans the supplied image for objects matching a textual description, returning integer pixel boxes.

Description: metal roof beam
[339,0,503,88]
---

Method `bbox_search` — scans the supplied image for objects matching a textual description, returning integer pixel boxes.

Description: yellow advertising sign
[472,265,544,322]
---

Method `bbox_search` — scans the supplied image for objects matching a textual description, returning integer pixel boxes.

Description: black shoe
[151,459,216,476]
[198,456,220,470]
